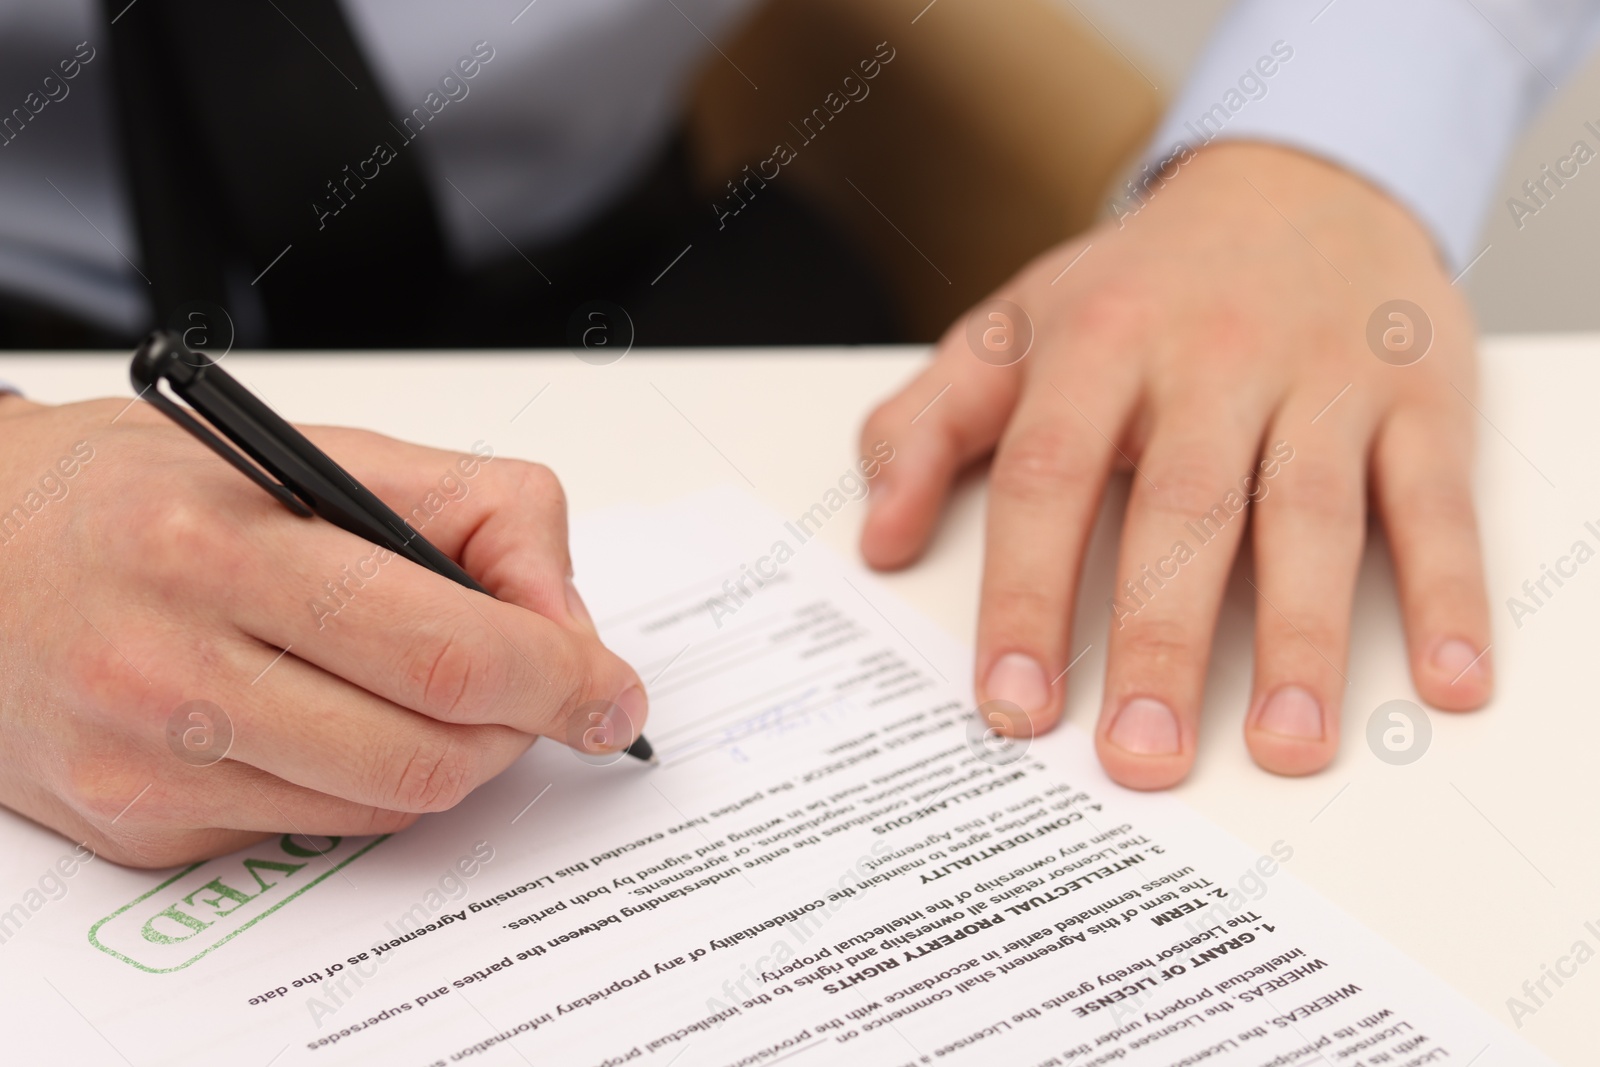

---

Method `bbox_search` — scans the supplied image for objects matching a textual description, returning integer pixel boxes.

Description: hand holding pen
[0,333,651,870]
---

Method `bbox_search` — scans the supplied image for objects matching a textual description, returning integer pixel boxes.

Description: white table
[5,340,1595,1063]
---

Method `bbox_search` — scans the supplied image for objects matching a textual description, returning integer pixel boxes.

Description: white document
[0,487,1552,1066]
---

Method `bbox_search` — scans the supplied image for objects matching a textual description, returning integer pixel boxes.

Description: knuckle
[1270,460,1362,524]
[71,638,150,711]
[1143,459,1233,520]
[1062,281,1152,345]
[1190,308,1263,365]
[1258,606,1343,656]
[861,400,899,447]
[930,408,976,469]
[391,735,476,812]
[1116,617,1204,673]
[1392,479,1476,533]
[130,496,228,584]
[63,761,150,827]
[983,583,1066,633]
[404,621,508,723]
[992,425,1096,503]
[1257,626,1348,686]
[869,397,960,469]
[66,777,211,869]
[1414,573,1487,616]
[511,460,564,506]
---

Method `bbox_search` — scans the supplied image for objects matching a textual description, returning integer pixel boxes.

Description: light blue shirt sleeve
[1143,0,1600,269]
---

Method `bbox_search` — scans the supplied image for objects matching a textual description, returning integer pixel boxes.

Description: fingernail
[984,653,1051,716]
[1255,685,1324,741]
[1107,697,1180,756]
[565,576,596,631]
[603,686,647,750]
[1432,638,1488,685]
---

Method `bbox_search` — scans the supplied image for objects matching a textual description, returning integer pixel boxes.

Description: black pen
[130,329,655,764]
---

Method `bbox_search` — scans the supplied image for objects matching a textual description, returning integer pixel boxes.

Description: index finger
[976,354,1137,735]
[858,299,1028,570]
[300,428,595,633]
[235,520,648,751]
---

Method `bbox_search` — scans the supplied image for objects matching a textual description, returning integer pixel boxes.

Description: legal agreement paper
[0,488,1550,1066]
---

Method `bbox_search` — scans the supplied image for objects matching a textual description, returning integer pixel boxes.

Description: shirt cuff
[1142,0,1552,270]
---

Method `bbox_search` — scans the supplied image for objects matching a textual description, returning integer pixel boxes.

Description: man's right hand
[0,394,647,868]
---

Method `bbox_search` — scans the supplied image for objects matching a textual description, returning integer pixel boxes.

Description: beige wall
[1071,0,1600,332]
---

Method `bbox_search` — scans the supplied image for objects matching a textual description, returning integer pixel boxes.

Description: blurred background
[1074,0,1600,332]
[4,0,1592,347]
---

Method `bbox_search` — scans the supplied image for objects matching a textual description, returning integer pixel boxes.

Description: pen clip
[130,332,313,517]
